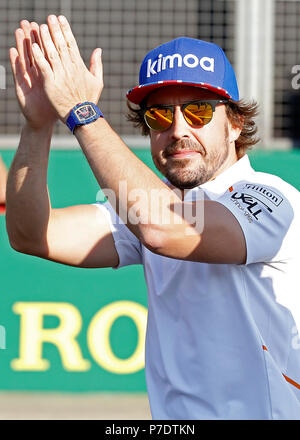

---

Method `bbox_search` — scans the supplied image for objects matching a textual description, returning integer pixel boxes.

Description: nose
[168,106,191,141]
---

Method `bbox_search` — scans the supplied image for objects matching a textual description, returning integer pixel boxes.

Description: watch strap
[66,102,104,133]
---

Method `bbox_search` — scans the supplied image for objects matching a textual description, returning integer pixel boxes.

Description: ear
[228,115,244,143]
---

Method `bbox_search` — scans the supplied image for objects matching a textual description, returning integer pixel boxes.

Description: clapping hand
[10,20,58,130]
[10,15,104,127]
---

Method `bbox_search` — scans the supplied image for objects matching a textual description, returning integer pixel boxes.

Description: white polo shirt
[95,154,300,420]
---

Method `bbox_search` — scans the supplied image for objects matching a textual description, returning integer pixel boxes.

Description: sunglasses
[143,99,228,132]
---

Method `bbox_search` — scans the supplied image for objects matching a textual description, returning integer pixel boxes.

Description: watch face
[75,104,96,121]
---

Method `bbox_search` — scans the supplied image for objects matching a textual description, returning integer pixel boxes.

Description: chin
[166,171,203,189]
[165,162,217,188]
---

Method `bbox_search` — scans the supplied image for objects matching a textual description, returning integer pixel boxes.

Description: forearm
[6,123,53,252]
[75,118,188,246]
[0,155,7,204]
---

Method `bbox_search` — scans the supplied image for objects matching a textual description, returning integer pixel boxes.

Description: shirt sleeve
[216,181,295,264]
[93,201,143,268]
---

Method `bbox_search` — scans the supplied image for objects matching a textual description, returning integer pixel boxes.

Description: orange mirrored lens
[144,108,173,130]
[184,103,213,126]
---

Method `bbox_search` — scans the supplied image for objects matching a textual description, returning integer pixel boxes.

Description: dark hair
[126,97,260,159]
[225,100,260,159]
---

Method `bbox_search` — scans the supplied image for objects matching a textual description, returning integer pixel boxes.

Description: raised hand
[31,15,103,123]
[10,20,58,130]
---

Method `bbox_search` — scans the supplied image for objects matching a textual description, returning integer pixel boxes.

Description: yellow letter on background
[11,302,90,371]
[87,301,147,374]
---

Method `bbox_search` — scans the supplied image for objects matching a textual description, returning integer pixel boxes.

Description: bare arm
[74,120,246,264]
[6,21,118,268]
[0,155,7,204]
[6,124,118,267]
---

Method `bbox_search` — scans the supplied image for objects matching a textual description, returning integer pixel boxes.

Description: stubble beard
[155,126,230,190]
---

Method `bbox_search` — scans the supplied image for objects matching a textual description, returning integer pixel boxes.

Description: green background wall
[0,148,299,392]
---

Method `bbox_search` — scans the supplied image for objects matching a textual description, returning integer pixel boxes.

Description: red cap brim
[126,80,231,104]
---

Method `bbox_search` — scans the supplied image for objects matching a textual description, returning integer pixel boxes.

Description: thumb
[89,48,103,80]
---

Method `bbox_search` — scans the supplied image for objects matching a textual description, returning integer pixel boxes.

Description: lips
[167,150,200,158]
[164,139,206,159]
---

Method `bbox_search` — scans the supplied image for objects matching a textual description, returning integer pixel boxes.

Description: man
[6,16,300,419]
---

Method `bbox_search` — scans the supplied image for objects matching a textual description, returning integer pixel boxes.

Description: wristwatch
[66,102,104,133]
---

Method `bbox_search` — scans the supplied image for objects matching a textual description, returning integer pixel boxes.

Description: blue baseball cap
[127,37,239,104]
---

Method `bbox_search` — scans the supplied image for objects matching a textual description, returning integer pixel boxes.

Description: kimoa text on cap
[147,53,215,78]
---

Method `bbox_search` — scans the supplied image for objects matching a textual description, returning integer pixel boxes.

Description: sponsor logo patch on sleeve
[226,183,285,223]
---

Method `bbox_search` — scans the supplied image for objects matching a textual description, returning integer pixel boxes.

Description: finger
[32,42,54,79]
[15,28,30,74]
[31,22,54,69]
[9,47,20,86]
[28,22,45,78]
[47,15,71,62]
[39,24,63,72]
[20,20,34,66]
[30,22,44,53]
[9,47,18,79]
[57,15,81,58]
[89,48,103,80]
[9,47,30,93]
